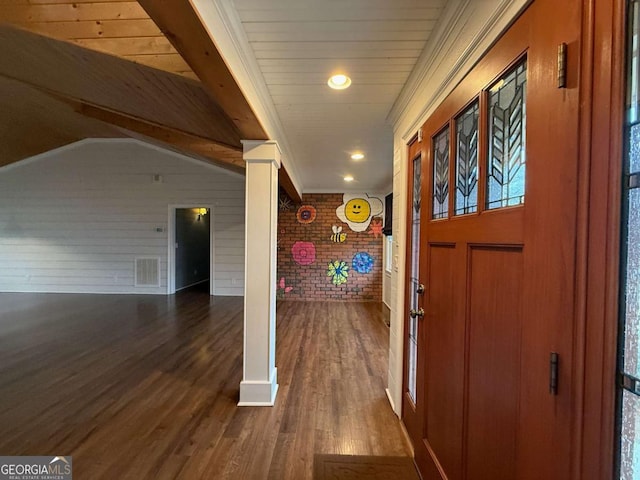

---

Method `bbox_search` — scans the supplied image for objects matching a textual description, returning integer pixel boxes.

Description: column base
[238,368,278,406]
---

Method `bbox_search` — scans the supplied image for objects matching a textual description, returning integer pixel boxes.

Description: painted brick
[277,193,383,302]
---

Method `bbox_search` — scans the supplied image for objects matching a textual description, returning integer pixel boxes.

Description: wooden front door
[402,1,581,478]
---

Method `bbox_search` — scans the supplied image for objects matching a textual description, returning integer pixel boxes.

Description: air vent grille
[135,257,160,287]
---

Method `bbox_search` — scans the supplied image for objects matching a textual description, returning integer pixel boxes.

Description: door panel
[425,243,462,480]
[466,246,522,480]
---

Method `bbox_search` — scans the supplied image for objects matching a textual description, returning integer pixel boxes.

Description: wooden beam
[279,167,302,204]
[137,0,268,140]
[11,19,163,40]
[0,2,147,23]
[77,103,245,171]
[0,68,244,172]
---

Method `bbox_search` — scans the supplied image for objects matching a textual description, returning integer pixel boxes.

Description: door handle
[416,283,425,294]
[409,308,425,319]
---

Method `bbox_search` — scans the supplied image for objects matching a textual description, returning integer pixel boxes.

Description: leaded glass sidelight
[407,154,421,404]
[432,127,450,219]
[487,60,527,210]
[619,2,640,477]
[455,101,479,215]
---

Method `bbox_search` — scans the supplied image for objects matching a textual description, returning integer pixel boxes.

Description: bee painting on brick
[330,225,347,243]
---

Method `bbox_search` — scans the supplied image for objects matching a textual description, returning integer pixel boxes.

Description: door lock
[416,283,425,294]
[409,308,425,319]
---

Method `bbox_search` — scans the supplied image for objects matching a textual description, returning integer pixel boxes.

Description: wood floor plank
[0,290,409,479]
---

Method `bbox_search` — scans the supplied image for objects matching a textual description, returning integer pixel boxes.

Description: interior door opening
[168,205,215,295]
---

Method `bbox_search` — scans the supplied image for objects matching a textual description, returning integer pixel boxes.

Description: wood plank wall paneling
[0,1,196,78]
[0,140,245,295]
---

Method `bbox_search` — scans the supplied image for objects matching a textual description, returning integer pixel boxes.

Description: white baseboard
[385,387,398,416]
[238,368,278,406]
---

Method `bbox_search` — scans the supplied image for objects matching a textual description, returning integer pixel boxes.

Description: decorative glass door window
[619,1,640,478]
[432,127,450,219]
[407,154,421,403]
[455,100,480,215]
[487,60,527,210]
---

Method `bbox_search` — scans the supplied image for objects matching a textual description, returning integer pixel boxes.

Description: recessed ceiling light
[328,74,351,90]
[351,153,365,160]
[344,175,354,182]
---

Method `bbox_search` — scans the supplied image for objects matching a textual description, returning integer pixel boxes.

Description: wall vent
[135,257,161,287]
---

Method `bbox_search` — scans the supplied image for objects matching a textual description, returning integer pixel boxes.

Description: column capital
[241,140,281,168]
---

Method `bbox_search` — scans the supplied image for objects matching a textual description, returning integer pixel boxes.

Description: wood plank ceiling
[0,0,196,79]
[230,0,446,191]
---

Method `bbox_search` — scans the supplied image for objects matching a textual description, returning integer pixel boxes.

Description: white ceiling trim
[389,0,532,139]
[387,0,471,126]
[191,0,303,195]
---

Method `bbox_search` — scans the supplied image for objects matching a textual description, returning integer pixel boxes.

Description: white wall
[0,139,245,295]
[382,234,392,309]
[385,0,530,415]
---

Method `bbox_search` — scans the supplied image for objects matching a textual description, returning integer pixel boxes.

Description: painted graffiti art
[330,225,347,243]
[327,260,349,286]
[336,193,383,232]
[368,219,384,238]
[292,241,316,265]
[296,205,317,224]
[276,277,293,298]
[352,252,374,274]
[279,195,294,212]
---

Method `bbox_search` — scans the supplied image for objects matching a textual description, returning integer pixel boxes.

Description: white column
[238,140,280,406]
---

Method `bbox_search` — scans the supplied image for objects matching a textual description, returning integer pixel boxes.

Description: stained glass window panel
[631,124,640,173]
[620,4,640,477]
[621,390,640,480]
[432,127,450,219]
[455,101,479,215]
[407,155,421,404]
[487,60,527,210]
[625,188,640,379]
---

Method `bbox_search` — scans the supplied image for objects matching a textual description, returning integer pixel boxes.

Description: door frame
[167,204,216,295]
[574,0,625,478]
[396,0,626,477]
[401,135,425,448]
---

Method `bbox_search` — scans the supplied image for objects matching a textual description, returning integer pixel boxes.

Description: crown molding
[387,0,471,126]
[190,0,303,194]
[389,0,531,139]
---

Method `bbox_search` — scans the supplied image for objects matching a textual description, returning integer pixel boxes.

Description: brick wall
[277,193,383,301]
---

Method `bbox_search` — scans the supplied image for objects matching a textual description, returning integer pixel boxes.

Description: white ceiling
[218,0,447,193]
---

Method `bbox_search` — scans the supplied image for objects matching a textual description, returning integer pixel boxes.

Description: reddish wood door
[402,1,581,479]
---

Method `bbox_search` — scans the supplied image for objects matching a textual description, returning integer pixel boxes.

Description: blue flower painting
[327,260,349,286]
[352,252,374,274]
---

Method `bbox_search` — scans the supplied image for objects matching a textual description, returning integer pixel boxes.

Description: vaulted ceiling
[0,0,500,197]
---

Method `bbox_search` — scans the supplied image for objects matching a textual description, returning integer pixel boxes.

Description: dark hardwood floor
[0,290,409,479]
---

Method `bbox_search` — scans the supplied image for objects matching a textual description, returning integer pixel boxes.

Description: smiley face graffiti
[336,193,383,232]
[344,198,371,223]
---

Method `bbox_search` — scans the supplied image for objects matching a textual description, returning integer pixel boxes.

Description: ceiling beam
[137,0,303,202]
[0,69,244,172]
[77,103,245,172]
[279,167,303,204]
[137,0,267,141]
